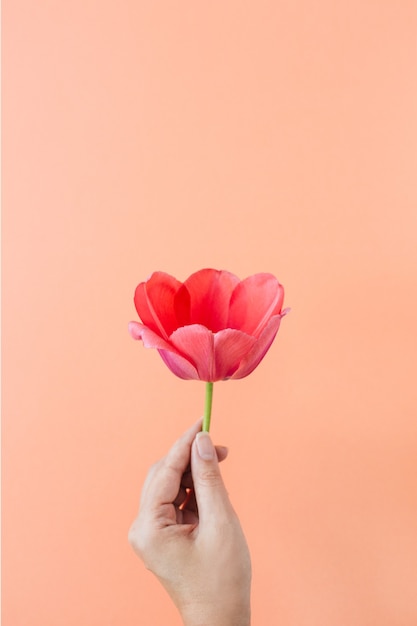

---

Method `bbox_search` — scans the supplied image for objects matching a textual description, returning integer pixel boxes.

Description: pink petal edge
[128,321,199,380]
[158,349,200,380]
[231,314,283,379]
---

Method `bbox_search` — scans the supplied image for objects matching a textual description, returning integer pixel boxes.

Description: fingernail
[196,432,215,460]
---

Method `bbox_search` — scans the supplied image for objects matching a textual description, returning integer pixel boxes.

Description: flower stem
[202,382,214,432]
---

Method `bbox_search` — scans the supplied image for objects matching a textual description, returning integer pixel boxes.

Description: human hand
[128,420,251,626]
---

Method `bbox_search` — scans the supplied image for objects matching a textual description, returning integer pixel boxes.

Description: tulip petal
[231,314,283,379]
[128,321,146,341]
[169,324,215,381]
[128,321,175,350]
[134,272,182,339]
[213,329,257,380]
[129,269,288,383]
[158,349,200,380]
[182,269,240,332]
[228,273,284,337]
[173,283,191,328]
[128,321,199,379]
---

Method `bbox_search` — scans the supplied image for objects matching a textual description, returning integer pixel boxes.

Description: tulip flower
[129,268,288,430]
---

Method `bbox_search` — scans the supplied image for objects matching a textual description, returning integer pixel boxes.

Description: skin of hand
[128,420,251,626]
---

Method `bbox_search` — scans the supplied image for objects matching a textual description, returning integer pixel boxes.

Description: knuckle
[128,520,160,573]
[197,467,223,486]
[147,458,162,477]
[128,518,149,559]
[127,521,141,551]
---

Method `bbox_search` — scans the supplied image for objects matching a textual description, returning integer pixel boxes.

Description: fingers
[215,445,229,463]
[140,421,228,509]
[130,421,231,565]
[191,432,235,527]
[140,420,202,511]
[179,445,229,489]
[137,420,232,540]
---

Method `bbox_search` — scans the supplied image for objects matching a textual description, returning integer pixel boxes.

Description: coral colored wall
[3,2,417,625]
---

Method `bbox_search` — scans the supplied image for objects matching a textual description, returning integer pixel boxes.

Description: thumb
[191,432,234,525]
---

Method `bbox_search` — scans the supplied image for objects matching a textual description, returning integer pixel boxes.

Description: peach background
[3,1,417,625]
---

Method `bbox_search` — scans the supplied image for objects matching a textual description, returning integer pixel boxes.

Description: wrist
[183,616,250,626]
[181,603,251,626]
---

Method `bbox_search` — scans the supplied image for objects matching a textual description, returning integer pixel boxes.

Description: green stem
[202,382,214,432]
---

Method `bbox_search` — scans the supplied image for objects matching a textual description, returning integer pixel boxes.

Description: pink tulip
[128,268,288,382]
